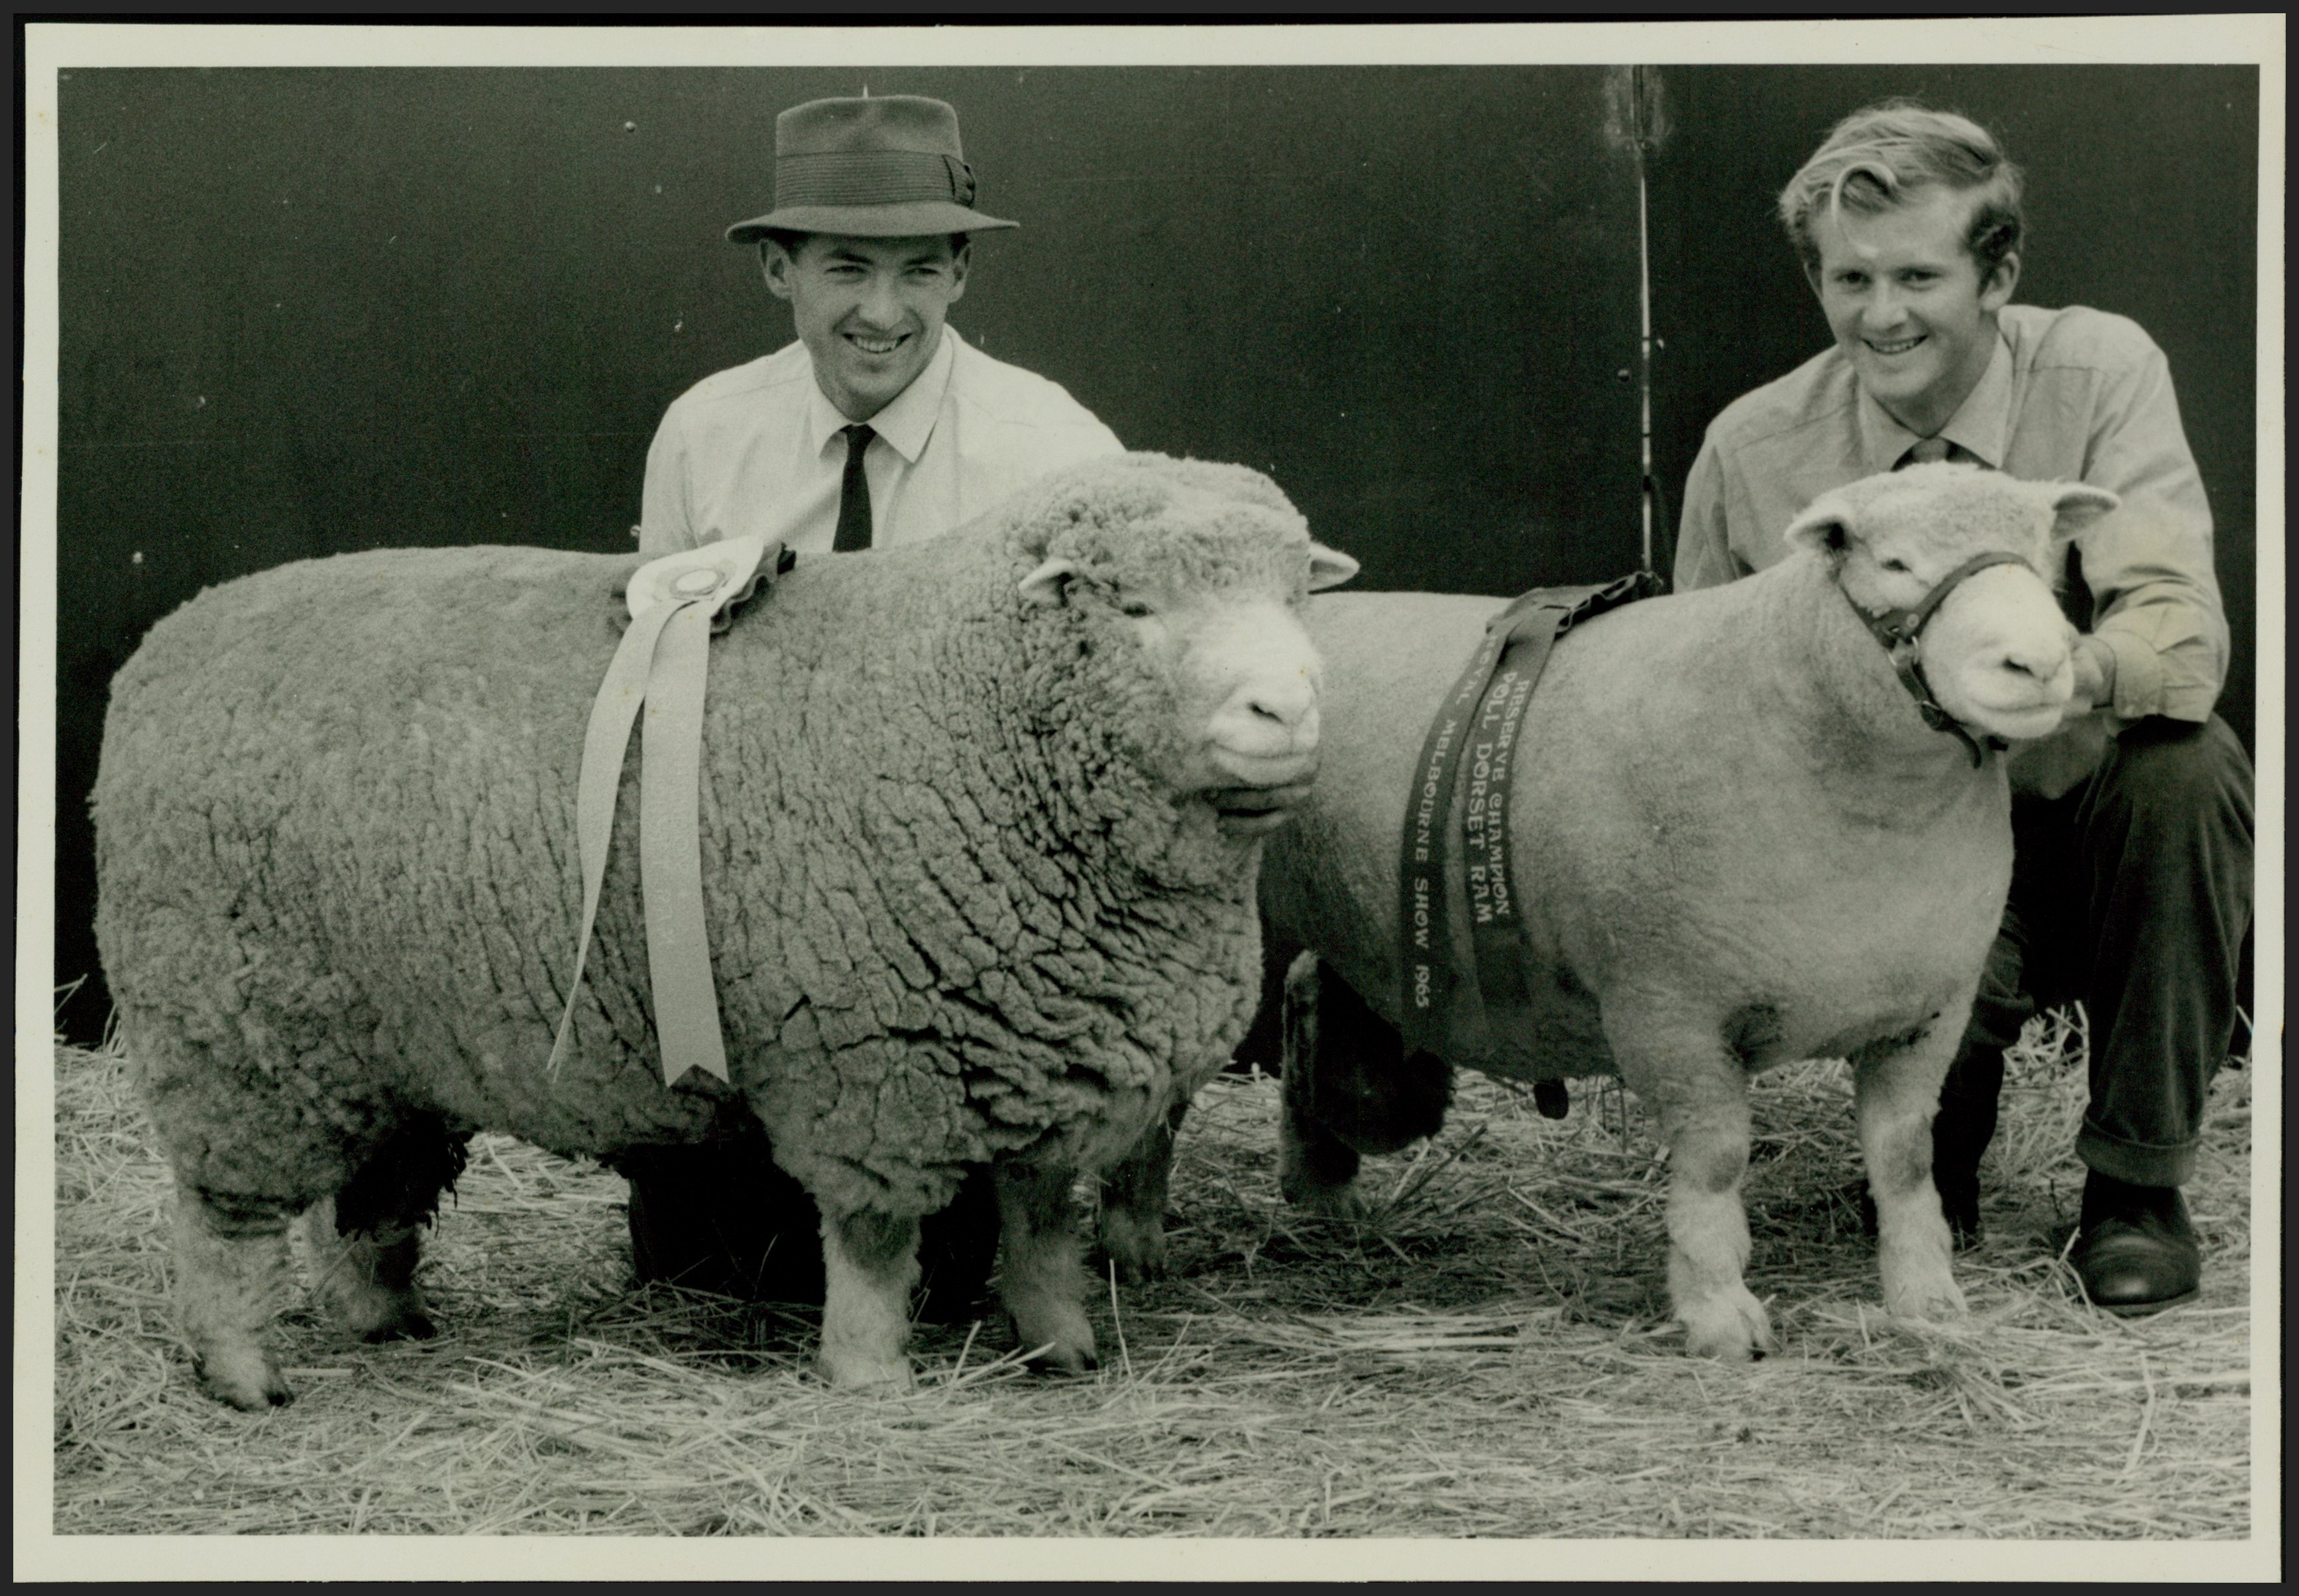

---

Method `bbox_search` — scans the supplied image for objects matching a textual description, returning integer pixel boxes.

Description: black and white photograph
[17,18,2281,1578]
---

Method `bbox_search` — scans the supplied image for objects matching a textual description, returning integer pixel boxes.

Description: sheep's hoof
[1883,1267,1968,1324]
[1024,1338,1101,1377]
[1283,1176,1370,1222]
[816,1346,916,1391]
[1097,1209,1170,1284]
[195,1348,294,1412]
[1008,1304,1100,1375]
[342,1287,438,1343]
[355,1306,438,1344]
[1677,1286,1773,1361]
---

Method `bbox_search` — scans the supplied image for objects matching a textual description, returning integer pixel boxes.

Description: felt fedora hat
[725,95,1018,243]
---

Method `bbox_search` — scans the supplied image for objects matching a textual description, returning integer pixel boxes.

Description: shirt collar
[805,324,963,465]
[1853,326,2014,472]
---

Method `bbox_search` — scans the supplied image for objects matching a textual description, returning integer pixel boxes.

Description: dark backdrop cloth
[50,65,2258,1041]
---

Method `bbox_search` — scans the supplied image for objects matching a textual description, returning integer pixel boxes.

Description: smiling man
[1675,103,2253,1318]
[638,94,1121,558]
[625,94,1121,1312]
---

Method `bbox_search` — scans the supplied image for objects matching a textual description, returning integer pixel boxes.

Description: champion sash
[1396,571,1660,1113]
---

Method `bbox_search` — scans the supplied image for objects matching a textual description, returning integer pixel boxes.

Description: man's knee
[2089,715,2254,846]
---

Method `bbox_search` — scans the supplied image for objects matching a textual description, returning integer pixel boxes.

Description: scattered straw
[47,1012,2252,1538]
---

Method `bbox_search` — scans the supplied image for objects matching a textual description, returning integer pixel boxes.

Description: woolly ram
[93,452,1356,1407]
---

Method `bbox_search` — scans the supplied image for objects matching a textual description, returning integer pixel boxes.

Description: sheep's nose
[1210,672,1321,763]
[1244,672,1316,731]
[1998,639,2070,681]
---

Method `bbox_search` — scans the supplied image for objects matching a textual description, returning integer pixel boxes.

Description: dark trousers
[1935,715,2255,1190]
[620,1133,1001,1321]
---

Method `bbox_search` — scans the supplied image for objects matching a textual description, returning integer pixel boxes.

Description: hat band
[773,149,978,211]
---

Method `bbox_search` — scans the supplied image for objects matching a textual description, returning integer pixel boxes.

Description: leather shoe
[2072,1174,2200,1316]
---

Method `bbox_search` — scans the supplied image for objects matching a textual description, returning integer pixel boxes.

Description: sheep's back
[95,546,713,1155]
[95,542,1003,1142]
[1268,579,2011,1078]
[97,536,1261,1202]
[1520,573,2012,1063]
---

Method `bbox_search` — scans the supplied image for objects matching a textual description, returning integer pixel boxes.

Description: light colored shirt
[639,325,1123,557]
[1675,304,2231,730]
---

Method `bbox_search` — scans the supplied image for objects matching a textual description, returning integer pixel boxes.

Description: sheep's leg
[172,1182,299,1410]
[816,1206,921,1390]
[1099,1098,1188,1284]
[1854,1028,1967,1324]
[302,1117,469,1342]
[1275,952,1369,1218]
[1278,1064,1367,1216]
[1614,1022,1769,1360]
[302,1198,431,1341]
[994,1161,1099,1374]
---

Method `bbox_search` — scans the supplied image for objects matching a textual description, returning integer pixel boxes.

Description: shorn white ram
[93,453,1355,1407]
[1127,462,2117,1358]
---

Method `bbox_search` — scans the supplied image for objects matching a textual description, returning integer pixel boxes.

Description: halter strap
[1840,549,2030,766]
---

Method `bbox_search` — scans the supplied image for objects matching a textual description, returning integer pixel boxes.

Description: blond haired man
[1676,103,2253,1316]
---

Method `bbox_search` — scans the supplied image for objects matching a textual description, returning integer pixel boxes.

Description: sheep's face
[1015,466,1358,840]
[1785,463,2119,743]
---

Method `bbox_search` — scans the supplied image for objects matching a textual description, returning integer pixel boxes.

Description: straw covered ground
[49,1009,2253,1541]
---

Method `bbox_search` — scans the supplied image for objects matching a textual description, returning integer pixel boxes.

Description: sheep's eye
[1879,557,1912,575]
[1119,598,1155,619]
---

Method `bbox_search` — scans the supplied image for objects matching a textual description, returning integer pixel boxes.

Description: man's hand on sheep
[93,451,1358,1408]
[2066,633,2118,723]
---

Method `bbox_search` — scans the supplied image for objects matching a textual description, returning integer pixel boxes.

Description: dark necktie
[1899,435,1954,470]
[832,424,875,552]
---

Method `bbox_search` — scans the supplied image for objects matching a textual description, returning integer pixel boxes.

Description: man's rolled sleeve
[638,410,700,555]
[1673,434,1749,591]
[2075,341,2230,722]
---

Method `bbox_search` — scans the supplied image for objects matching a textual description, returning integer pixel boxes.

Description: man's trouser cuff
[2078,1121,2200,1188]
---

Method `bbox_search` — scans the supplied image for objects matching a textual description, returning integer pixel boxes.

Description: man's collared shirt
[639,325,1123,557]
[1675,303,2231,728]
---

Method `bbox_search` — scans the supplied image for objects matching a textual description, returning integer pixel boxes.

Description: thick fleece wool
[96,454,1310,1224]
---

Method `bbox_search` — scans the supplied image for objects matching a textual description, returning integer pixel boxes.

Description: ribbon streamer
[549,533,783,1085]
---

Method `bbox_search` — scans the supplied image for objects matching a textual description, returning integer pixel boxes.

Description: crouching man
[622,93,1123,1314]
[1674,102,2253,1315]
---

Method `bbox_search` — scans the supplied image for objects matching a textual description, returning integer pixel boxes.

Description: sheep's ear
[2044,483,2120,543]
[1017,557,1081,607]
[1306,543,1359,591]
[1783,493,1856,556]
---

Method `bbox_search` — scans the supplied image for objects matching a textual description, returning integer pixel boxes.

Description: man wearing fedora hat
[622,93,1122,1316]
[638,93,1121,559]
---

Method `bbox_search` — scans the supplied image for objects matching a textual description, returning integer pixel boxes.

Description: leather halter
[1839,549,2031,767]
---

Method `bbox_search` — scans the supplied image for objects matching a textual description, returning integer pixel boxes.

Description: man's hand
[2005,633,2119,799]
[2064,634,2118,728]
